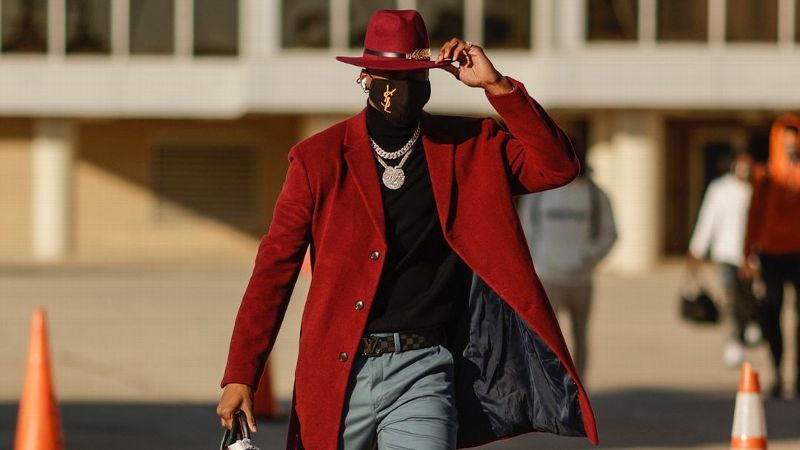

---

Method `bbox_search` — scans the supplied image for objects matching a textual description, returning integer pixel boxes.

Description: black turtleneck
[365,104,472,333]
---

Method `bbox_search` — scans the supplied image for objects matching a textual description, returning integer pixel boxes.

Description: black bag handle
[220,410,252,450]
[682,263,703,297]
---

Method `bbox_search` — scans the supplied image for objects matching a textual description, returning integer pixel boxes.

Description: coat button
[370,250,380,260]
[338,352,348,362]
[354,300,364,310]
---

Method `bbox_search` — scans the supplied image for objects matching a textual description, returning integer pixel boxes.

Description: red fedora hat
[336,9,452,71]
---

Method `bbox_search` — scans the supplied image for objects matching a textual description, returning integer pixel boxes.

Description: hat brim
[336,55,452,71]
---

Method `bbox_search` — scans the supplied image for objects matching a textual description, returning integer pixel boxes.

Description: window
[657,0,708,41]
[130,0,175,54]
[194,0,238,55]
[484,0,531,48]
[726,0,778,42]
[66,0,111,54]
[154,145,256,222]
[349,0,396,48]
[587,0,638,41]
[282,0,329,48]
[417,0,464,47]
[2,0,48,53]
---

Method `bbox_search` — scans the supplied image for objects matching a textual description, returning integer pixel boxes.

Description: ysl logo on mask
[381,85,397,113]
[368,78,432,127]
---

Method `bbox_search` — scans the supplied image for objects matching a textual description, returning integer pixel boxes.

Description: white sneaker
[723,341,745,368]
[744,322,762,347]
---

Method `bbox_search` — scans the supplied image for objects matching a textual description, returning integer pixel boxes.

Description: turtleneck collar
[366,102,419,151]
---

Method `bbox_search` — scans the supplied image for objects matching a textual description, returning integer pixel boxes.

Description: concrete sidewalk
[1,261,798,449]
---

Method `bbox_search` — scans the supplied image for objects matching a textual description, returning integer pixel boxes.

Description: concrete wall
[0,114,363,264]
[0,109,777,271]
[0,120,33,261]
[72,117,300,263]
[589,112,665,272]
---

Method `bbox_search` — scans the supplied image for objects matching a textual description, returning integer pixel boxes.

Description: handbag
[679,268,720,324]
[220,411,260,450]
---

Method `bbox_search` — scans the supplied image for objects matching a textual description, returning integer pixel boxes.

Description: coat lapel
[421,112,455,233]
[343,109,386,240]
[342,110,456,239]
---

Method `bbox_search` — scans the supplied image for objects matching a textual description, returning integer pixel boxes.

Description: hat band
[364,47,432,61]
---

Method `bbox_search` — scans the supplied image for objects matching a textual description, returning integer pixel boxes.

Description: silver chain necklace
[369,124,420,160]
[370,124,421,190]
[375,146,414,190]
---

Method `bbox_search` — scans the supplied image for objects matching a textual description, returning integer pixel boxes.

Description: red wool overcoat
[222,78,599,449]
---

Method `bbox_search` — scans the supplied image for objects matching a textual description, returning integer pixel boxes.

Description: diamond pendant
[382,167,405,190]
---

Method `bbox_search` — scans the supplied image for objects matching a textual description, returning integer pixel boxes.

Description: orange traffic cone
[301,249,312,275]
[730,362,767,450]
[254,362,279,420]
[14,308,64,450]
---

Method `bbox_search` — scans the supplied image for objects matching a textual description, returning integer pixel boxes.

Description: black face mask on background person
[368,78,431,128]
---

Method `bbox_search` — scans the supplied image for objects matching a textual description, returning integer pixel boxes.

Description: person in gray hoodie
[517,148,617,380]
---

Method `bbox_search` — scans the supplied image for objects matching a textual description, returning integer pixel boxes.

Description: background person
[517,148,617,380]
[742,117,800,398]
[687,151,755,367]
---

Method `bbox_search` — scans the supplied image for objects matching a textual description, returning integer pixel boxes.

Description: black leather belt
[359,327,446,357]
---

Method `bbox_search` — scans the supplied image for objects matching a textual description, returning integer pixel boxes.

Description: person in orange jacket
[742,115,800,398]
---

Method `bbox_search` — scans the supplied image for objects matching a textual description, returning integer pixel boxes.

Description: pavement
[1,260,798,449]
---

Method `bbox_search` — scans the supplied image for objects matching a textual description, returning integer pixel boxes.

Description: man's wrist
[483,74,514,96]
[222,381,254,391]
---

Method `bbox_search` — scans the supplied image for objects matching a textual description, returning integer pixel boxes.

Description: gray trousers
[543,281,593,380]
[338,337,457,450]
[719,263,751,343]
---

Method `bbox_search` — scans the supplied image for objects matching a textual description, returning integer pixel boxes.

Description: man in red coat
[218,9,598,449]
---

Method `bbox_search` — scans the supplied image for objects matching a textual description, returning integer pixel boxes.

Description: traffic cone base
[730,437,767,449]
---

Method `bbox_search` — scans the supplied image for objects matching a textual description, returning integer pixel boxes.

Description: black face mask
[368,78,431,128]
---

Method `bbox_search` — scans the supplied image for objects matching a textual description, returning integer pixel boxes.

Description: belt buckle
[361,336,383,357]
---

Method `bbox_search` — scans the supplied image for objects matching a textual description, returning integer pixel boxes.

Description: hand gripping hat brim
[336,9,452,71]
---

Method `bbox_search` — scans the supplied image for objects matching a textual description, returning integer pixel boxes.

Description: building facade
[1,0,798,271]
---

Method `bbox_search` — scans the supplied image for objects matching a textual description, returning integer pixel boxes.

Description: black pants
[759,253,800,384]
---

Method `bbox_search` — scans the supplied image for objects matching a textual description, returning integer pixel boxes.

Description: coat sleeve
[688,181,719,260]
[221,147,314,388]
[485,77,580,196]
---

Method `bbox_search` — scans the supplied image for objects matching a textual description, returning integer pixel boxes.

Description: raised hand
[435,38,514,95]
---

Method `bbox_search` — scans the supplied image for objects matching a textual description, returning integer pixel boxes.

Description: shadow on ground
[485,388,800,449]
[1,389,798,449]
[0,402,251,449]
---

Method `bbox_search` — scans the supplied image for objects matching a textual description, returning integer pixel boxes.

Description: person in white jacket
[517,153,617,380]
[687,151,755,367]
